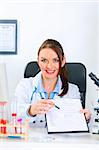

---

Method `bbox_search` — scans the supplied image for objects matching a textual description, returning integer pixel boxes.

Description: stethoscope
[30,87,56,102]
[30,86,61,125]
[30,87,37,102]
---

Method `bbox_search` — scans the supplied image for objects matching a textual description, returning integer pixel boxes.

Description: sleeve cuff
[25,106,37,122]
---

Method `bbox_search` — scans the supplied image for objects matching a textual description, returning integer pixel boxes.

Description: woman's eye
[53,59,59,63]
[41,59,48,63]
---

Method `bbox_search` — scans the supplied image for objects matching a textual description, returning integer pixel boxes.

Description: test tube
[0,102,7,134]
[11,97,18,134]
[0,102,3,134]
[12,113,17,134]
[17,118,22,134]
[3,102,8,134]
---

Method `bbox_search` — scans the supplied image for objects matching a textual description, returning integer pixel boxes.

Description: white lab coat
[14,72,80,127]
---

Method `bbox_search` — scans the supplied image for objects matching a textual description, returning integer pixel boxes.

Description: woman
[14,39,91,127]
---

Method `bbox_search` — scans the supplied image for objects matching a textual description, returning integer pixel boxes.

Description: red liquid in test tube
[12,113,17,134]
[0,102,7,134]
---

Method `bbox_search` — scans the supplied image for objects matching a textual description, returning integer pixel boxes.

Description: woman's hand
[80,109,91,122]
[29,99,54,116]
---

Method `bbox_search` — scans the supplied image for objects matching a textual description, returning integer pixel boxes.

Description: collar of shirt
[35,72,61,99]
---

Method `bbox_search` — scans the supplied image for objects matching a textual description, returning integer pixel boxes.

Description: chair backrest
[24,61,86,108]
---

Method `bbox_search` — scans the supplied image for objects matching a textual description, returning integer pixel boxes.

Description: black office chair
[24,61,86,108]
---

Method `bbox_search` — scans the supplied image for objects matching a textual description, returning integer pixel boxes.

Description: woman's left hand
[80,109,91,121]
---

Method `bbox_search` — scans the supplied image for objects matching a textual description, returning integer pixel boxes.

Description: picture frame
[0,20,17,54]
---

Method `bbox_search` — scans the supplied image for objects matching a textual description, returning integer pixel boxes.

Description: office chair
[24,61,86,108]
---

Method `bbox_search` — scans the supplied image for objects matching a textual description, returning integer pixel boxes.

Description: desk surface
[0,127,99,143]
[28,127,99,144]
[0,127,99,150]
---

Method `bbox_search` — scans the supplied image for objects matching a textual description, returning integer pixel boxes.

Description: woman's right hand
[28,99,54,116]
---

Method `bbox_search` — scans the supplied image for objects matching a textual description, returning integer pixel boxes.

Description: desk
[29,127,99,143]
[0,127,99,150]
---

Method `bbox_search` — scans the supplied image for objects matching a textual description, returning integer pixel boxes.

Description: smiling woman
[38,48,61,93]
[37,39,68,97]
[13,39,91,127]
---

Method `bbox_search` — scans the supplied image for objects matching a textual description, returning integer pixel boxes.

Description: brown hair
[38,39,68,97]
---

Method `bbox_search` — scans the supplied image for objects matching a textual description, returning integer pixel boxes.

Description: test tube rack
[0,101,29,141]
[0,119,29,141]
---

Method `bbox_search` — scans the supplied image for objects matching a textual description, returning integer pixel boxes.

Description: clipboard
[46,98,89,134]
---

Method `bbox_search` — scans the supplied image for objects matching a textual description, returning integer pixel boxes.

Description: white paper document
[46,98,89,133]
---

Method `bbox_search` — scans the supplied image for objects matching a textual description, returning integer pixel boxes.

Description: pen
[55,105,60,109]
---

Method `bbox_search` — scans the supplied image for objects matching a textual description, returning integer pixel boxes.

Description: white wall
[0,1,98,109]
[97,0,99,76]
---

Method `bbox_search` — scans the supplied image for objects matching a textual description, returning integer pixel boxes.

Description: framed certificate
[0,20,17,54]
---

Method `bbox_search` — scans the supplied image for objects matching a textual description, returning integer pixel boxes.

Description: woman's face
[38,48,60,80]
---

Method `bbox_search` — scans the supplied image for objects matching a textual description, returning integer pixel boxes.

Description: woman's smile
[45,69,56,74]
